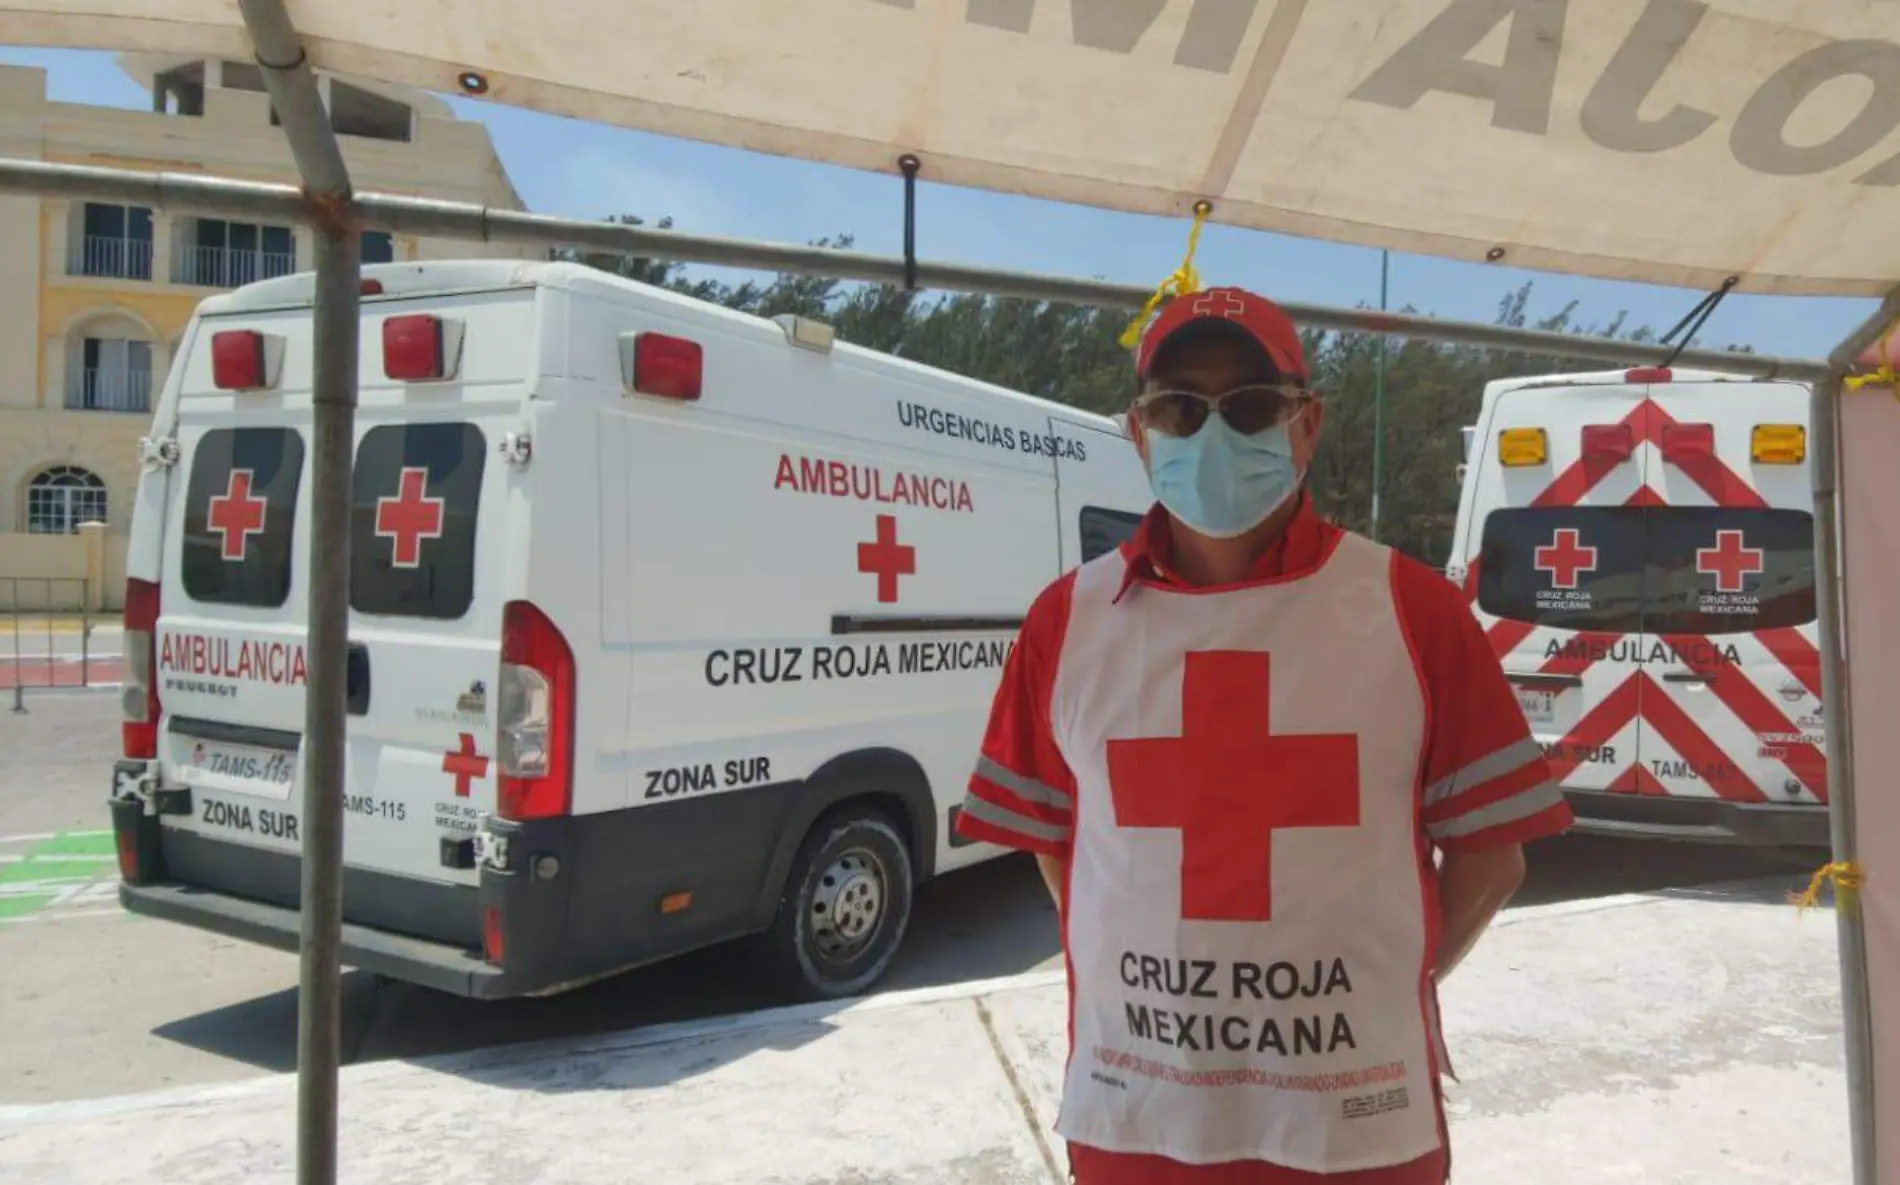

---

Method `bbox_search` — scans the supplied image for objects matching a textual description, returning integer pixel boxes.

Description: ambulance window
[181,427,305,607]
[349,423,485,620]
[1476,508,1646,632]
[1644,508,1815,635]
[1080,506,1144,562]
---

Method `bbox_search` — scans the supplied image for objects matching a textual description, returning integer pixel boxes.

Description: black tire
[757,810,914,1003]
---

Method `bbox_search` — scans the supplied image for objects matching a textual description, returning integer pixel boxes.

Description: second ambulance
[1448,367,1825,846]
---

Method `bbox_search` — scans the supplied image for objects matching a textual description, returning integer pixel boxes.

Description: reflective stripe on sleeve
[1422,736,1543,807]
[1427,780,1564,840]
[960,794,1072,845]
[974,755,1072,807]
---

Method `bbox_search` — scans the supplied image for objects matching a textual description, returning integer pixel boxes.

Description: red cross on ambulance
[442,733,489,797]
[376,467,446,568]
[1534,527,1597,589]
[1696,529,1764,593]
[857,513,915,604]
[207,469,268,561]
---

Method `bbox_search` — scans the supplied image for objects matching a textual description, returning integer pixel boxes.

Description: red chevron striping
[1543,673,1642,785]
[1607,762,1672,797]
[1662,635,1828,801]
[1756,627,1823,699]
[1630,672,1765,801]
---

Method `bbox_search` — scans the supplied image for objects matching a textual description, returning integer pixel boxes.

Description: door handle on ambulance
[346,643,371,715]
[1506,672,1581,689]
[1662,672,1711,686]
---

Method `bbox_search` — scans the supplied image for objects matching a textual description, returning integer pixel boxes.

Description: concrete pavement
[0,886,1849,1184]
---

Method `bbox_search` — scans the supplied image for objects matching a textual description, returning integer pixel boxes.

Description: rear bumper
[108,760,801,999]
[119,880,511,998]
[1562,787,1830,848]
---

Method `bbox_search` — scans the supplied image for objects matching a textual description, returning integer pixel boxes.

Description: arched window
[25,466,108,534]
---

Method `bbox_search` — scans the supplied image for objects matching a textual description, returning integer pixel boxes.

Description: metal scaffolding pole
[233,4,360,1183]
[0,158,1835,385]
[1812,281,1900,1185]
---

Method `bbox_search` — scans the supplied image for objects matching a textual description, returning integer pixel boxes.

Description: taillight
[211,329,279,391]
[122,578,161,759]
[1580,424,1634,461]
[1661,422,1715,462]
[622,332,703,401]
[383,314,460,382]
[496,600,574,820]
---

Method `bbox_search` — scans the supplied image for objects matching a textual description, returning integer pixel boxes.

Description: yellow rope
[1843,322,1898,392]
[1118,200,1215,351]
[1789,860,1866,912]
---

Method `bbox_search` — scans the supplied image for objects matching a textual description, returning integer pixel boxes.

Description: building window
[362,231,396,265]
[175,219,297,288]
[70,337,154,414]
[71,203,154,280]
[25,466,109,534]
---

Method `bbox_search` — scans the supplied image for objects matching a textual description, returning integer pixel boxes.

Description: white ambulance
[1447,366,1826,847]
[108,260,1154,1000]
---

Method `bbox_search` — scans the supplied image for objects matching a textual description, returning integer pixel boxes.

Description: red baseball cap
[1135,286,1307,382]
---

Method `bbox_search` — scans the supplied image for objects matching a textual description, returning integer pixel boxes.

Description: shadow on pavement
[149,851,1060,1082]
[146,832,1821,1086]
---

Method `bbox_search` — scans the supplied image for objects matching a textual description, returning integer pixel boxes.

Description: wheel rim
[808,846,888,965]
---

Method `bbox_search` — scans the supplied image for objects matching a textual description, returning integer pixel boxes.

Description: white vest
[1052,532,1445,1172]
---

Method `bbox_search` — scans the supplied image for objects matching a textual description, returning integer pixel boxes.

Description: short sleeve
[1393,557,1574,853]
[955,572,1079,857]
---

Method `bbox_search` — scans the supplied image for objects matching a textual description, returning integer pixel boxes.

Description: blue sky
[3,45,1879,362]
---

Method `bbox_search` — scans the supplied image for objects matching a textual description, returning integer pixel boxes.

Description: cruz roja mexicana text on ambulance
[1120,951,1358,1057]
[705,638,1015,687]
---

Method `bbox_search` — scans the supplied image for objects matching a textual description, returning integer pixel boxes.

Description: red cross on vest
[1696,529,1764,593]
[1106,651,1360,922]
[1534,527,1597,589]
[1191,290,1246,319]
[857,514,915,604]
[375,467,446,569]
[207,469,268,561]
[442,732,489,797]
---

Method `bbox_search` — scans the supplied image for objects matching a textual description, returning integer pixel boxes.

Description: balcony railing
[67,368,153,414]
[69,236,154,281]
[172,245,297,289]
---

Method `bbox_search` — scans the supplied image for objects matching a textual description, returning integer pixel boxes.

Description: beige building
[0,54,531,609]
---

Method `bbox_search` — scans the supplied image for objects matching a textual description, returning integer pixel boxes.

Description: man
[956,286,1572,1184]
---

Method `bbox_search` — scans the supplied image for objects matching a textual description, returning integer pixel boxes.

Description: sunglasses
[1130,383,1315,438]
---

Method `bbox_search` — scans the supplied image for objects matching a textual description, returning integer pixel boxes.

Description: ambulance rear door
[1638,377,1823,809]
[155,285,532,944]
[1467,376,1651,797]
[1048,414,1151,570]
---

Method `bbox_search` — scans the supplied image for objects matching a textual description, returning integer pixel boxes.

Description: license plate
[179,737,298,800]
[1515,689,1557,723]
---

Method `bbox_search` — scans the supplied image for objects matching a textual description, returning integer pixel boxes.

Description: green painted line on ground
[0,893,55,921]
[28,832,115,858]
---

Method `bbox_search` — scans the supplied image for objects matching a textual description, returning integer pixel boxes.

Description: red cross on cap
[1136,285,1307,382]
[207,469,268,562]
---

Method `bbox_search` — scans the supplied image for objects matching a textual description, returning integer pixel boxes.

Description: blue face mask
[1144,417,1301,539]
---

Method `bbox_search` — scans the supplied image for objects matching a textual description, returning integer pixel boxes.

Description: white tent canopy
[7,0,1900,296]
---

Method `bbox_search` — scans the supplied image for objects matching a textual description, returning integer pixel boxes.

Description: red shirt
[958,494,1571,1185]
